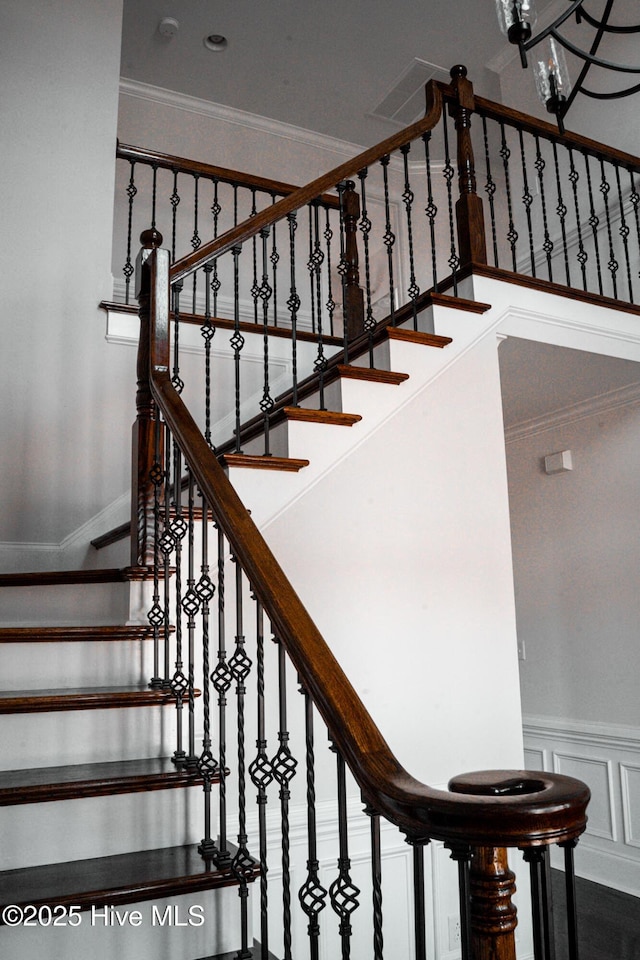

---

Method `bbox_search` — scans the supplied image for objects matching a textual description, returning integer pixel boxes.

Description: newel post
[131,227,164,569]
[449,64,487,269]
[338,180,365,340]
[469,846,518,960]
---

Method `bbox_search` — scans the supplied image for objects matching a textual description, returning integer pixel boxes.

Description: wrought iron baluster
[123,160,137,304]
[599,159,618,298]
[212,525,231,865]
[308,204,317,336]
[449,844,473,960]
[229,556,254,960]
[286,212,301,406]
[150,163,158,234]
[584,153,604,295]
[171,280,184,395]
[182,468,199,766]
[259,226,275,455]
[357,168,376,366]
[615,164,632,301]
[411,843,427,960]
[442,114,460,295]
[629,171,640,285]
[381,155,397,323]
[231,245,245,453]
[251,188,260,325]
[191,174,202,314]
[552,140,571,286]
[248,599,274,960]
[169,438,188,766]
[560,840,581,960]
[482,116,499,268]
[210,179,221,316]
[196,495,219,860]
[535,135,554,281]
[422,131,439,291]
[298,686,327,960]
[518,129,537,276]
[147,414,165,689]
[329,750,361,960]
[567,148,588,289]
[201,262,215,450]
[170,168,180,262]
[523,846,555,960]
[272,637,298,960]
[369,810,384,960]
[323,205,336,339]
[271,195,280,327]
[309,203,327,409]
[401,143,420,331]
[337,182,350,363]
[160,424,173,685]
[500,121,518,271]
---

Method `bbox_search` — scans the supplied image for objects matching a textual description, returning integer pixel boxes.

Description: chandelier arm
[580,80,640,99]
[523,0,585,51]
[578,6,640,34]
[542,30,640,74]
[561,0,614,115]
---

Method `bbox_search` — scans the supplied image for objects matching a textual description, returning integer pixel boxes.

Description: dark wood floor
[553,871,640,960]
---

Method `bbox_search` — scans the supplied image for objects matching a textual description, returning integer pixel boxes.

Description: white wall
[0,0,128,565]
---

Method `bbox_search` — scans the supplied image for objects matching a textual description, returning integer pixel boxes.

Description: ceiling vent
[370,58,449,126]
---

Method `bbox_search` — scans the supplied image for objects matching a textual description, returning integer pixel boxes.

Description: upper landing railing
[129,66,593,960]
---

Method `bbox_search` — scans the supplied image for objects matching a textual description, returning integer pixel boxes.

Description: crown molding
[505,379,640,442]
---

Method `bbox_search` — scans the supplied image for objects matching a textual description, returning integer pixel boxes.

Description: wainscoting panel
[523,716,640,896]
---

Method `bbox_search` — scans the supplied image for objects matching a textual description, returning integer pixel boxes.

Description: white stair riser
[0,641,156,690]
[0,583,130,627]
[0,707,176,771]
[1,788,208,870]
[2,888,248,960]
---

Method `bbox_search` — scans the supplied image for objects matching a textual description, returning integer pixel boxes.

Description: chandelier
[495,0,640,132]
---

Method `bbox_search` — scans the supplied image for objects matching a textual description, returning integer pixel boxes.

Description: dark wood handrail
[144,244,589,849]
[168,81,444,285]
[116,141,341,209]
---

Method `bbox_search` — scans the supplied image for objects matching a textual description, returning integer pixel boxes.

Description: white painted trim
[505,380,640,442]
[523,715,640,753]
[620,762,640,848]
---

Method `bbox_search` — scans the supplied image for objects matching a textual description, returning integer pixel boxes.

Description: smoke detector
[158,17,179,39]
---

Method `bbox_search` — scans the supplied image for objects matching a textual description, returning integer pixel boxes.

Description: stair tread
[386,327,452,348]
[0,843,257,915]
[0,568,145,587]
[221,453,309,472]
[336,363,409,384]
[0,685,181,714]
[0,625,155,643]
[0,757,208,806]
[282,406,362,426]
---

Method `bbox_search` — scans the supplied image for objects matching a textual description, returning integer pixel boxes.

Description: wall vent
[370,58,449,126]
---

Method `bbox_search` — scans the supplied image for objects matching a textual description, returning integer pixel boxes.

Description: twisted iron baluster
[411,843,427,960]
[449,844,473,960]
[523,846,555,960]
[298,686,327,960]
[182,469,199,766]
[248,600,274,960]
[272,637,298,960]
[271,195,280,327]
[169,439,188,766]
[357,168,376,366]
[535,135,554,281]
[329,749,361,960]
[368,810,384,960]
[229,557,254,960]
[422,131,439,292]
[552,140,571,286]
[170,168,180,262]
[519,129,537,276]
[171,280,184,395]
[614,166,633,302]
[567,148,588,289]
[259,226,275,456]
[231,245,245,453]
[629,171,640,284]
[309,203,327,409]
[201,262,215,450]
[123,161,137,303]
[147,414,165,689]
[286,212,301,406]
[599,159,619,298]
[212,525,231,865]
[196,495,219,860]
[324,206,336,339]
[191,174,201,314]
[482,116,499,268]
[499,121,518,271]
[584,153,604,295]
[401,143,420,331]
[442,114,460,295]
[381,155,397,323]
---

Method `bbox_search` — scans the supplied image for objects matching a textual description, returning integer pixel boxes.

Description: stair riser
[0,583,130,627]
[2,888,246,960]
[0,641,156,691]
[0,789,206,870]
[0,707,176,771]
